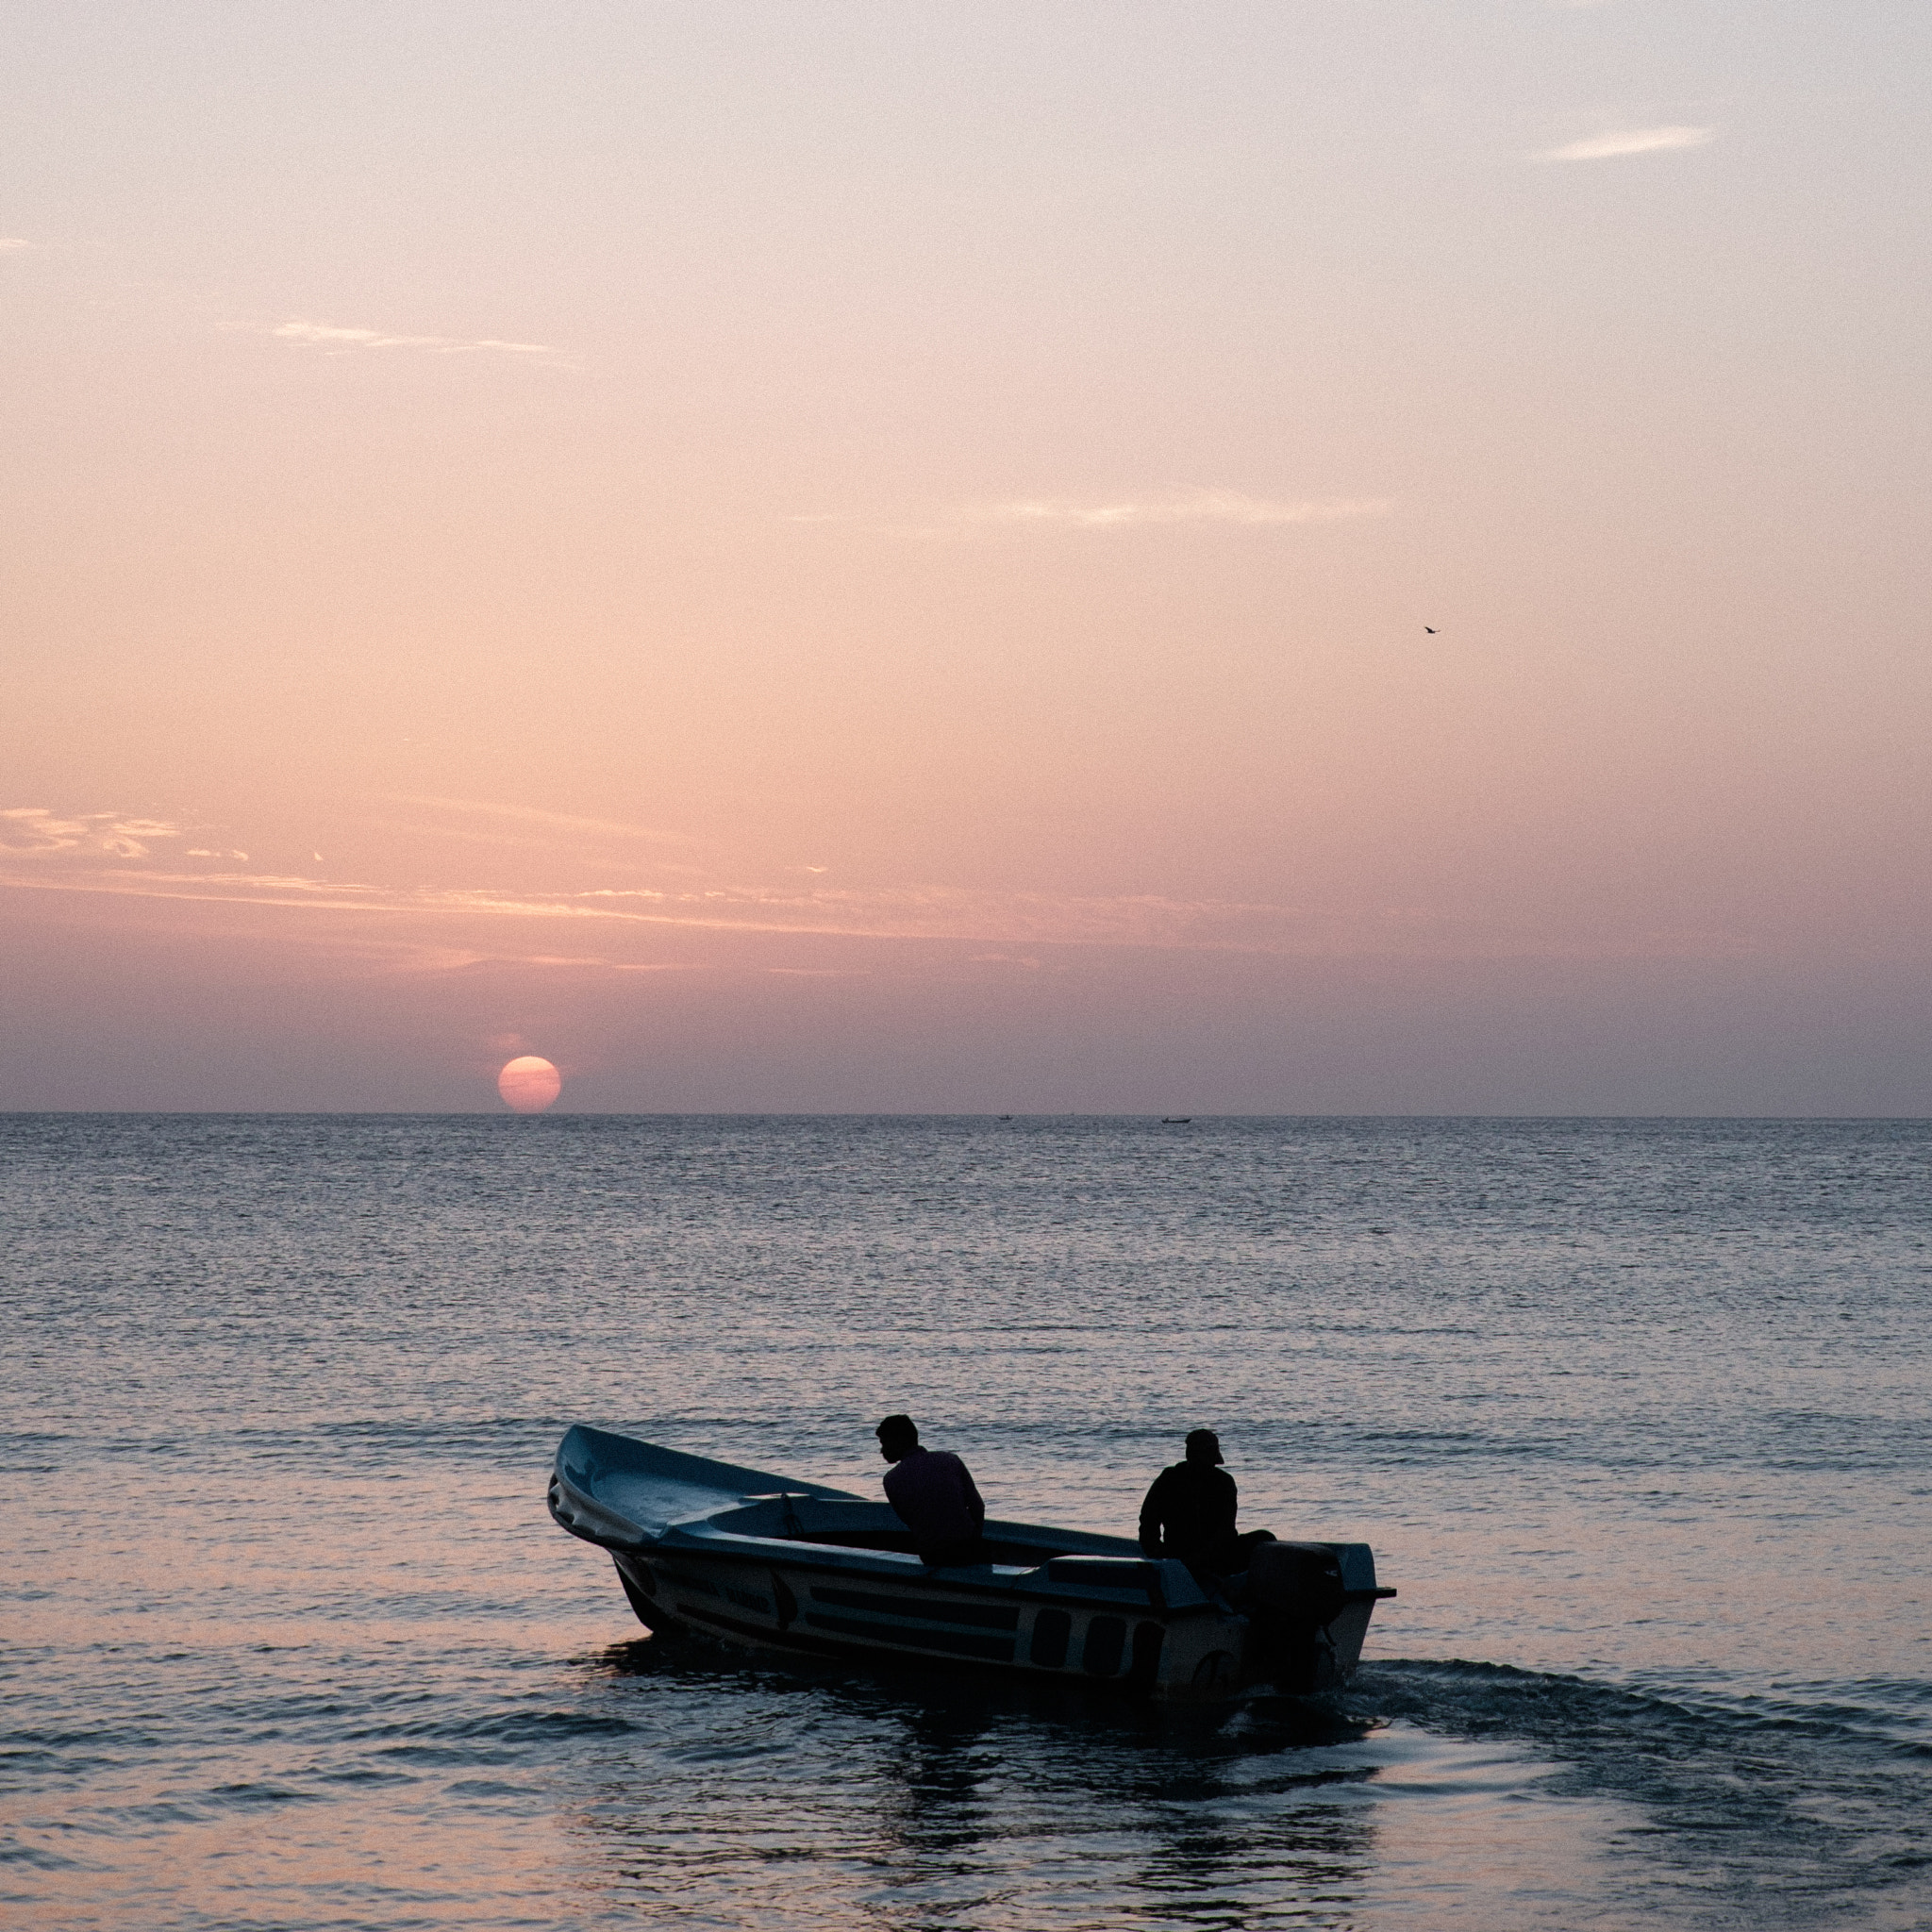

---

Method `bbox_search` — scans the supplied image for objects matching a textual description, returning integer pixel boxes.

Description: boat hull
[608,1544,1268,1698]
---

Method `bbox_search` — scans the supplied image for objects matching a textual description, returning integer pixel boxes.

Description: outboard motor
[1245,1541,1350,1693]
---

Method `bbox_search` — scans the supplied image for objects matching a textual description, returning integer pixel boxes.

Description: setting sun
[496,1056,561,1114]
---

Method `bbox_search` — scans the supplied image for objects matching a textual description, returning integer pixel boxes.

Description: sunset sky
[4,1,1927,1112]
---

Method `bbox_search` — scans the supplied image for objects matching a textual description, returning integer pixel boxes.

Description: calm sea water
[3,1116,1928,1930]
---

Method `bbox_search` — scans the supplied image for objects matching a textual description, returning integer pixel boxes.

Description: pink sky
[3,3,1927,1111]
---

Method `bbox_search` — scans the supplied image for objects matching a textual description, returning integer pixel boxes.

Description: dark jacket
[882,1445,985,1556]
[1139,1459,1238,1562]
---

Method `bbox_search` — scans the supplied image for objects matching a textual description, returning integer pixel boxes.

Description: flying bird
[1424,626,1438,634]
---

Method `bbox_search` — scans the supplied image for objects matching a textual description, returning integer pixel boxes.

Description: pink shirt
[881,1446,985,1550]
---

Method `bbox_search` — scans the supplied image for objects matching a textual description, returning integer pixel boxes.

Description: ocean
[3,1115,1928,1929]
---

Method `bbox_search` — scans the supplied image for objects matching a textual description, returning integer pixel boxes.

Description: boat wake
[1354,1658,1932,1924]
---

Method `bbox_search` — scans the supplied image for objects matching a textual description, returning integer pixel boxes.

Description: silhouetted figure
[1139,1428,1275,1575]
[876,1414,988,1567]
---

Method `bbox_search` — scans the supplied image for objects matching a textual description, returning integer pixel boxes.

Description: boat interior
[557,1426,1147,1573]
[710,1494,1135,1569]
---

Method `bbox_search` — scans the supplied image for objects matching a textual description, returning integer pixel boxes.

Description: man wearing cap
[1138,1428,1274,1575]
[875,1413,988,1567]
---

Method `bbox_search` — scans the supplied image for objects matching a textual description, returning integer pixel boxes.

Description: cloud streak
[0,801,1771,967]
[796,491,1396,537]
[1537,125,1716,162]
[0,852,1762,964]
[0,808,187,859]
[962,491,1394,529]
[386,794,691,849]
[273,319,560,358]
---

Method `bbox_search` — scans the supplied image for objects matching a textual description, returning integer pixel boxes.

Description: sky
[2,0,1927,1113]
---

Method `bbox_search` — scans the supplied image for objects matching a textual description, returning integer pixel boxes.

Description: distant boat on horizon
[1160,1116,1192,1124]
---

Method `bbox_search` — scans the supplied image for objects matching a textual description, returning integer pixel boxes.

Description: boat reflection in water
[549,1426,1394,1703]
[568,1635,1391,1928]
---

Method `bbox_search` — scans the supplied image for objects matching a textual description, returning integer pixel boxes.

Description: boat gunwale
[652,1531,1391,1609]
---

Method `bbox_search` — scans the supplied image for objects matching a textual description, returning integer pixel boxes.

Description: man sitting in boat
[875,1413,988,1567]
[1139,1428,1275,1576]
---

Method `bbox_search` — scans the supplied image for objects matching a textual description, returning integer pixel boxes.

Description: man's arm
[957,1458,986,1531]
[1138,1472,1170,1557]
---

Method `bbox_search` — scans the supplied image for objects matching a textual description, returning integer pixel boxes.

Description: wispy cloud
[384,794,691,851]
[799,491,1395,537]
[0,238,29,253]
[0,808,186,859]
[272,319,560,358]
[0,854,1762,964]
[963,491,1393,529]
[1537,125,1716,163]
[0,801,1769,967]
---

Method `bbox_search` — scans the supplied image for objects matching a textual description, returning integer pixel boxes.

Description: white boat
[549,1425,1394,1703]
